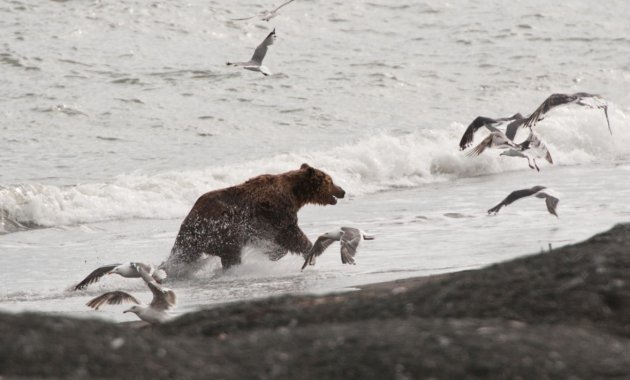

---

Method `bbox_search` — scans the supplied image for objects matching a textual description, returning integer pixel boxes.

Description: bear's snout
[328,184,345,204]
[334,185,346,199]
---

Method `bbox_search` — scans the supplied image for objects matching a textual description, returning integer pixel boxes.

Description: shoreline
[2,222,630,378]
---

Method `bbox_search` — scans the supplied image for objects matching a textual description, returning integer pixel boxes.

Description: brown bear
[162,163,345,276]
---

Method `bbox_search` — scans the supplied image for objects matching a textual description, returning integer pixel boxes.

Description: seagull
[231,0,295,22]
[500,130,553,171]
[466,131,519,157]
[488,185,559,217]
[74,262,166,291]
[459,114,526,150]
[301,227,374,270]
[521,92,611,134]
[226,28,276,76]
[86,263,176,324]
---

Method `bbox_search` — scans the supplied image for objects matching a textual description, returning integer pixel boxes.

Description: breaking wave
[1,106,628,231]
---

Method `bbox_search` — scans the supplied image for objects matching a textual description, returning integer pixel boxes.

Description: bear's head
[293,163,345,206]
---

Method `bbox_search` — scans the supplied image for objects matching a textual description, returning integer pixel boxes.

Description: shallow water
[1,0,630,321]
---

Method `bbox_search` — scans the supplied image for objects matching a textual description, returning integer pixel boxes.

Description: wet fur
[163,164,344,274]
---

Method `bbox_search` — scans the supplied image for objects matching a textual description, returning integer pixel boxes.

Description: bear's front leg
[275,224,313,258]
[266,245,288,261]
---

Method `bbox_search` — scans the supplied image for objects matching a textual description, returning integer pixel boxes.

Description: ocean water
[1,0,630,322]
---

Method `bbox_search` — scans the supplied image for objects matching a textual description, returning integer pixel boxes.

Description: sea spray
[1,108,628,230]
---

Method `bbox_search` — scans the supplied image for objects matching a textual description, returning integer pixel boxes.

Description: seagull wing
[459,116,497,150]
[271,0,294,12]
[526,131,553,164]
[521,97,550,130]
[230,15,257,21]
[147,281,176,311]
[487,186,547,214]
[74,264,121,290]
[133,263,176,311]
[301,235,336,270]
[466,134,492,157]
[575,93,612,135]
[522,93,578,130]
[504,116,527,141]
[132,262,155,284]
[133,262,152,274]
[544,194,559,217]
[250,29,276,65]
[86,291,140,310]
[132,262,165,282]
[537,192,560,217]
[340,227,362,265]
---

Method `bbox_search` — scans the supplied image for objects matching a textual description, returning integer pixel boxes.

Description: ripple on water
[0,52,40,71]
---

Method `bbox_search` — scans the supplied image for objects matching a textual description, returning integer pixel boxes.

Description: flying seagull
[301,227,374,270]
[521,92,611,134]
[226,29,276,76]
[500,130,553,171]
[86,263,176,324]
[459,113,526,150]
[488,185,559,217]
[231,0,295,22]
[466,131,518,157]
[74,262,166,291]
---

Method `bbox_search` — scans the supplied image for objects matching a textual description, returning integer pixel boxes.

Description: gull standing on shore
[86,263,176,324]
[301,227,374,270]
[226,29,276,76]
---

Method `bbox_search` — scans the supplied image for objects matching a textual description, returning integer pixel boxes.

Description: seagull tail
[545,150,553,164]
[465,149,478,158]
[259,66,272,76]
[363,234,375,240]
[154,269,168,283]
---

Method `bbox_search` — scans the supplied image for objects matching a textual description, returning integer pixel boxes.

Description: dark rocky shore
[2,223,630,379]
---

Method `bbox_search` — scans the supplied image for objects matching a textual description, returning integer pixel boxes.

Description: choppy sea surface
[2,0,630,321]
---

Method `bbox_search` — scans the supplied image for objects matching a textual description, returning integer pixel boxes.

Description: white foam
[1,106,628,229]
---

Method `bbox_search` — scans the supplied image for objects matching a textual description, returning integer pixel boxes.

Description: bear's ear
[301,163,316,177]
